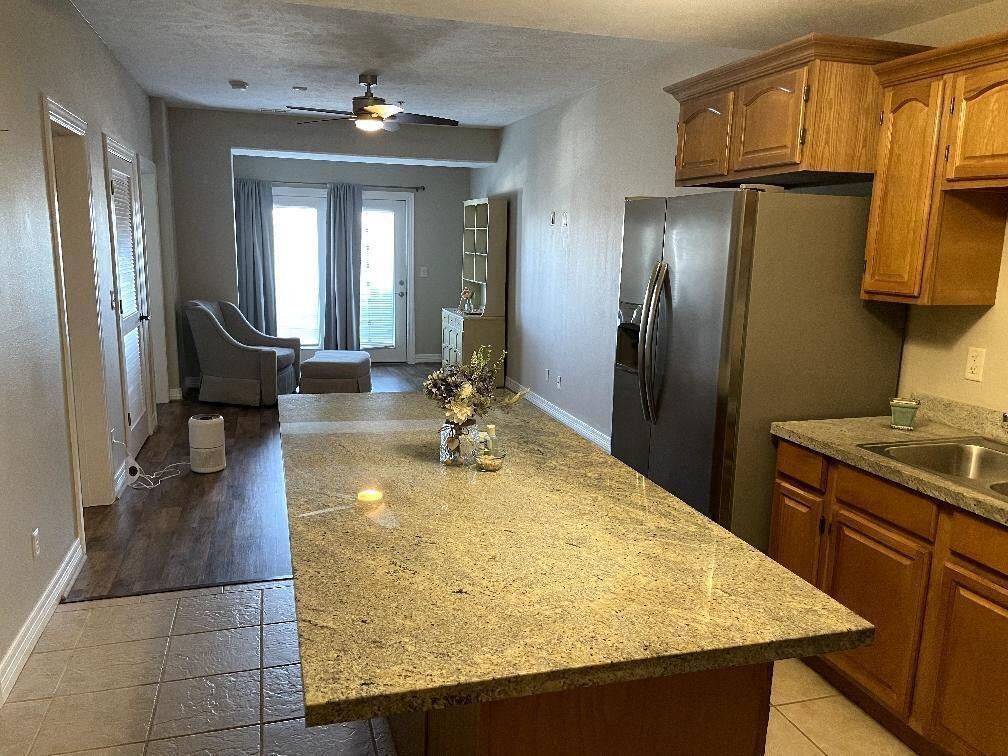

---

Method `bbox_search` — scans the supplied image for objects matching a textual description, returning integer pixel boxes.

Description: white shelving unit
[442,197,508,386]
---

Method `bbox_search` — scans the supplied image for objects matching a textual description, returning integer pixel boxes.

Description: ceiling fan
[287,73,458,132]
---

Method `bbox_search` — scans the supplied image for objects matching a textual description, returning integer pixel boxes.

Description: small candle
[357,488,384,502]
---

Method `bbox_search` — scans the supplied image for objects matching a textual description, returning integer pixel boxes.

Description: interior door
[360,194,409,362]
[105,139,153,457]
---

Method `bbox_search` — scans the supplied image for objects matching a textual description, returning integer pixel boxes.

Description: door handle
[397,292,405,298]
[637,261,662,424]
[644,262,669,421]
[138,313,150,322]
[642,261,668,423]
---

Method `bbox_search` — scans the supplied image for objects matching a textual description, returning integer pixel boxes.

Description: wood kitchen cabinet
[913,510,1008,754]
[861,80,946,299]
[863,32,1008,306]
[675,91,733,181]
[820,505,931,718]
[945,62,1008,181]
[666,35,927,187]
[769,441,1008,754]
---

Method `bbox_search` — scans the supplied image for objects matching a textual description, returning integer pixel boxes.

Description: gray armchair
[184,300,300,406]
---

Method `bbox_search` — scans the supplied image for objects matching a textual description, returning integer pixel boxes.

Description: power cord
[111,436,190,489]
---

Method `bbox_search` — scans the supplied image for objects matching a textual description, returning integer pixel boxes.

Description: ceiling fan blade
[390,112,458,126]
[296,116,354,126]
[286,105,355,116]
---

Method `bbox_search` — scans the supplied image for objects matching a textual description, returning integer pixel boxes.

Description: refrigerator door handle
[637,261,662,424]
[643,260,669,424]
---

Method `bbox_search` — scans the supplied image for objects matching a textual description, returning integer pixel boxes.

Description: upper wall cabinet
[665,35,929,187]
[862,32,1008,306]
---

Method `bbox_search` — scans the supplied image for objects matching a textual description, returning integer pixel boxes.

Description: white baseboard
[0,539,84,704]
[168,387,183,401]
[506,377,611,453]
[412,354,441,363]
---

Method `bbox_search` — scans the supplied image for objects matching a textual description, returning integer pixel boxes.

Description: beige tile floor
[766,659,917,755]
[0,583,392,756]
[1,586,915,755]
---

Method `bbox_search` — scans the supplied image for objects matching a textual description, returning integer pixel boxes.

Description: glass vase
[440,422,479,466]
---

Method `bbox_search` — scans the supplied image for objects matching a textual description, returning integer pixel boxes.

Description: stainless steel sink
[859,437,1008,503]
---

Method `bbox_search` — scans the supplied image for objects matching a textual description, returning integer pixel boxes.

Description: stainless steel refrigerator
[611,190,905,551]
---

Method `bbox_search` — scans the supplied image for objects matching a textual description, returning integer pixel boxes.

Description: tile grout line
[774,702,830,755]
[23,695,54,755]
[260,589,266,755]
[143,598,180,751]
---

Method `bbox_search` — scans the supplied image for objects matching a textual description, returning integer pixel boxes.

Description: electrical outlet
[965,347,986,382]
[555,375,562,390]
[418,266,429,278]
[31,528,40,560]
[561,212,569,229]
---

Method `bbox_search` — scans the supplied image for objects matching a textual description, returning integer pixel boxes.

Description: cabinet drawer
[948,509,1008,578]
[834,464,937,540]
[775,441,827,492]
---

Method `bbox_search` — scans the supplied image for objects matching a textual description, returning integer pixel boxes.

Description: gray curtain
[234,178,277,335]
[323,183,364,350]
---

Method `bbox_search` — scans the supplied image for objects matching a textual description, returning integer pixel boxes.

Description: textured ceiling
[71,0,692,127]
[72,0,986,127]
[292,0,989,47]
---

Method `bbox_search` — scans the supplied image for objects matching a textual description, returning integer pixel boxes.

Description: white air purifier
[188,414,226,473]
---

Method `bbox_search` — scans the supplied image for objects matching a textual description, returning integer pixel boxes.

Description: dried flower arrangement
[424,346,523,464]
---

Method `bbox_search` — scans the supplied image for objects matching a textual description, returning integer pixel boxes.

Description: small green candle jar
[890,398,921,431]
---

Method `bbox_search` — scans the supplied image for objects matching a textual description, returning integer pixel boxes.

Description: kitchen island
[278,392,871,755]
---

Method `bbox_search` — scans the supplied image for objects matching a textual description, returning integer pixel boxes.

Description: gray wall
[470,46,748,437]
[0,0,152,659]
[230,156,471,358]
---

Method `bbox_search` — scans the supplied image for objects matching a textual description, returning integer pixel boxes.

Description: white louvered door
[106,141,152,457]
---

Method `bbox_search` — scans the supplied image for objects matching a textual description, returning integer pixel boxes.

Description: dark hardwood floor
[371,361,435,391]
[65,362,438,602]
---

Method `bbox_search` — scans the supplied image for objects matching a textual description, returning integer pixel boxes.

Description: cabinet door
[946,63,1008,181]
[862,80,945,298]
[822,506,931,717]
[769,479,824,585]
[676,91,733,181]
[730,67,808,172]
[917,561,1008,754]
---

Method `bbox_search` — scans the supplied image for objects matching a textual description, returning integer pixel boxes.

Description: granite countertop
[279,393,871,725]
[771,414,1008,527]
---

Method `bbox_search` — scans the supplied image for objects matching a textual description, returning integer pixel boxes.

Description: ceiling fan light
[354,117,384,132]
[364,103,404,119]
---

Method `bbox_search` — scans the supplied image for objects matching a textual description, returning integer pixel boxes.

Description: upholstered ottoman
[299,350,372,393]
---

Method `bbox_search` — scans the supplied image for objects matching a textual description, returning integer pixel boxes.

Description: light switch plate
[965,347,986,382]
[418,266,429,278]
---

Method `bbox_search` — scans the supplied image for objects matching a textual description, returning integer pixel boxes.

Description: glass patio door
[360,194,408,362]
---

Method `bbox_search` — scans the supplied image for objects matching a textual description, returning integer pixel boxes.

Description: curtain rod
[271,180,425,192]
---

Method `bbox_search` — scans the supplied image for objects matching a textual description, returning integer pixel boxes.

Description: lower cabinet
[913,513,1008,754]
[820,505,930,718]
[770,441,1008,754]
[769,479,824,585]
